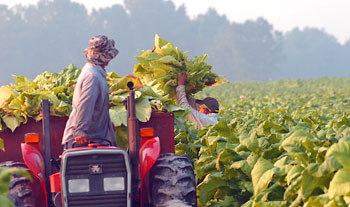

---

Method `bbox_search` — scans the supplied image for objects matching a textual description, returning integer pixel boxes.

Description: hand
[177,72,187,86]
[75,135,88,145]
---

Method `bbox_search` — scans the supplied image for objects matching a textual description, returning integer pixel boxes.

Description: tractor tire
[0,162,34,207]
[150,153,197,207]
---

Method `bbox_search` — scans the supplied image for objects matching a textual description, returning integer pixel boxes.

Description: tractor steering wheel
[72,138,113,148]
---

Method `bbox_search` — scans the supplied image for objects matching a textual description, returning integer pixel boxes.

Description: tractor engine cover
[60,147,131,207]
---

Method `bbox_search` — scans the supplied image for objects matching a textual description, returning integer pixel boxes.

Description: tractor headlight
[104,177,125,191]
[68,179,90,193]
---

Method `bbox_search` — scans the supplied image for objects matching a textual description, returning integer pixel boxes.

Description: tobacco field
[179,78,350,206]
[1,35,350,206]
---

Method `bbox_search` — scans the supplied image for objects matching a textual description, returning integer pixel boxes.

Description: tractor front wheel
[1,162,34,207]
[150,153,197,207]
[8,174,34,207]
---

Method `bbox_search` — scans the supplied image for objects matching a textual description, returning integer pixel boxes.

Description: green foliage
[3,61,350,206]
[133,34,221,100]
[174,78,350,206]
[0,65,188,149]
[0,138,3,151]
[0,64,80,131]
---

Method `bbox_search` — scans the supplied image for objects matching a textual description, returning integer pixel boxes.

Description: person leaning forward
[62,35,119,149]
[176,72,220,128]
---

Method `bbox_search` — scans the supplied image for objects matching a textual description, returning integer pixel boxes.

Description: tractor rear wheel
[150,153,197,207]
[1,162,34,207]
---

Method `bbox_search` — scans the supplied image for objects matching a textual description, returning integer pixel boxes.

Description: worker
[176,72,219,128]
[62,35,119,149]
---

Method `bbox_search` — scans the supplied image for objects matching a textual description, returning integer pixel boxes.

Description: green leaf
[0,195,14,207]
[0,167,32,202]
[114,126,128,150]
[2,115,21,132]
[300,170,329,200]
[257,120,287,136]
[109,75,143,91]
[303,194,330,207]
[328,168,350,199]
[109,106,127,127]
[281,130,313,164]
[0,86,18,108]
[253,201,288,207]
[273,156,288,169]
[216,147,241,171]
[0,167,32,182]
[212,121,237,142]
[206,136,227,154]
[54,101,71,116]
[316,156,342,176]
[231,160,251,177]
[326,141,350,169]
[239,133,258,152]
[157,56,180,65]
[53,86,65,95]
[220,196,238,207]
[197,172,228,204]
[142,86,160,98]
[0,119,4,131]
[251,158,274,196]
[135,97,152,122]
[0,138,4,151]
[195,159,216,180]
[154,34,168,48]
[242,200,253,207]
[286,165,303,185]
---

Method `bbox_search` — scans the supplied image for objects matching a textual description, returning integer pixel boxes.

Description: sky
[1,0,349,44]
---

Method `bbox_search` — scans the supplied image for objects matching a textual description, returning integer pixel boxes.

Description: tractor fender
[139,137,160,206]
[21,143,48,207]
[21,143,45,180]
[139,137,160,180]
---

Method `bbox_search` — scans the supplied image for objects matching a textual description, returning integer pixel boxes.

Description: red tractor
[0,82,197,207]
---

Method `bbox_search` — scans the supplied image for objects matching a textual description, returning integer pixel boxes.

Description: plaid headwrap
[84,35,119,66]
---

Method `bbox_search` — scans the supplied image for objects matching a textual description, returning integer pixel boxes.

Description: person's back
[62,35,119,149]
[62,63,116,147]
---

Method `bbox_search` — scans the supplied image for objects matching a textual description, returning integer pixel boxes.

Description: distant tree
[279,28,346,79]
[209,18,283,81]
[341,40,350,77]
[0,0,349,85]
[0,5,27,85]
[191,8,230,56]
[124,0,192,50]
[89,5,132,75]
[23,0,90,72]
[0,0,90,83]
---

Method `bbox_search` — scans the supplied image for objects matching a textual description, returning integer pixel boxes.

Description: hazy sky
[1,0,349,44]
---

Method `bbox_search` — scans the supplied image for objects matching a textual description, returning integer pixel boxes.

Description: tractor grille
[66,154,126,175]
[68,194,127,207]
[64,153,128,207]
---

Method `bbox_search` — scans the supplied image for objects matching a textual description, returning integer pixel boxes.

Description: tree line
[0,0,349,86]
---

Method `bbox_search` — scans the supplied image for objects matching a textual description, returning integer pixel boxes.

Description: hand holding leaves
[177,72,187,86]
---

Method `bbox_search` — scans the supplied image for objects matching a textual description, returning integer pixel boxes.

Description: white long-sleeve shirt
[176,85,219,128]
[62,63,116,146]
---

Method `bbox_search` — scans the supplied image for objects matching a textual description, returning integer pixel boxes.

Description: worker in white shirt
[176,72,219,128]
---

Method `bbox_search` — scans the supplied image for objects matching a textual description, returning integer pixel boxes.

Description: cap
[196,97,219,113]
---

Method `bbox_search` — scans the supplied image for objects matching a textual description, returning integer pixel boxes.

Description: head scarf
[84,35,119,66]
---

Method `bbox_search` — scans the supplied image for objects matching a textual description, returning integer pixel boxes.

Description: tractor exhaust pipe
[127,82,141,205]
[40,99,54,207]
